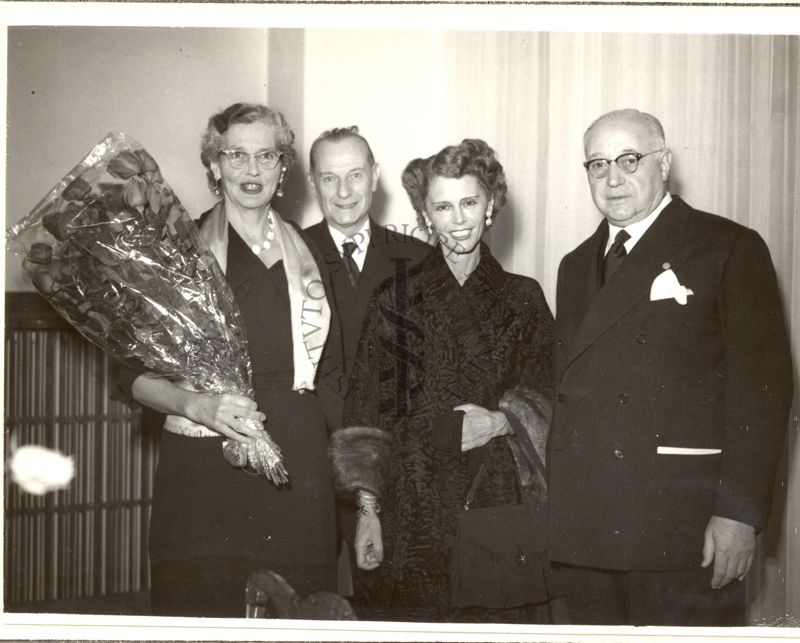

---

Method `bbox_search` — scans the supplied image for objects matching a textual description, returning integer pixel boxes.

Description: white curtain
[444,31,799,623]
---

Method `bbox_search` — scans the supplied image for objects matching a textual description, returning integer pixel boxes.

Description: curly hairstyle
[200,102,297,195]
[401,139,507,228]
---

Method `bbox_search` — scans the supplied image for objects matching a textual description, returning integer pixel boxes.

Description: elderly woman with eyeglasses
[116,103,338,617]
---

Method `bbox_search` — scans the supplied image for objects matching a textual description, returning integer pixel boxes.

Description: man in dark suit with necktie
[548,108,793,626]
[305,126,430,428]
[304,127,430,595]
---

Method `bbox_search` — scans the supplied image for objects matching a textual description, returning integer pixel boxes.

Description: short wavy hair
[309,125,375,173]
[200,102,297,194]
[401,139,507,228]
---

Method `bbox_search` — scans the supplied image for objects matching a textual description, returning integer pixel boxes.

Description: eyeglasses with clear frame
[219,149,284,170]
[583,149,665,179]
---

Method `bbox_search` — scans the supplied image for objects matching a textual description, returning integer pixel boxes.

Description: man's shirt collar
[605,192,672,255]
[327,218,371,270]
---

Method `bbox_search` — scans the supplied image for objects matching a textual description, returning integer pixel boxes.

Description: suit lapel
[309,222,351,302]
[311,219,384,303]
[575,221,607,321]
[561,198,698,376]
[313,221,344,266]
[357,220,389,306]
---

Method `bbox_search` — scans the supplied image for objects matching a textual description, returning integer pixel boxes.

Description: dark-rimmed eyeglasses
[219,150,283,170]
[583,149,665,179]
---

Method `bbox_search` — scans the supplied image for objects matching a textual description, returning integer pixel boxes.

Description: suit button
[557,339,564,348]
[618,393,629,404]
[556,393,567,402]
[635,333,647,344]
[614,449,624,459]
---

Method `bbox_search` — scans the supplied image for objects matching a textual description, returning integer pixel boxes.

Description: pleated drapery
[443,31,799,623]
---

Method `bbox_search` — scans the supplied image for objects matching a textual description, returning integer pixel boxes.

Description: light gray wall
[6,26,269,291]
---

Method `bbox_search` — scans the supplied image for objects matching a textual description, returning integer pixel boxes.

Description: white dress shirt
[605,193,672,256]
[327,219,371,272]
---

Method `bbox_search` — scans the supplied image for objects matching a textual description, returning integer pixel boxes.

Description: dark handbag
[449,405,550,609]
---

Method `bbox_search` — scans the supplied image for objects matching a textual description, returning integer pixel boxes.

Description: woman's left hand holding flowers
[454,403,512,452]
[183,391,266,444]
[131,375,266,444]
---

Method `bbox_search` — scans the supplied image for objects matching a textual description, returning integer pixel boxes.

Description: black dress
[343,243,553,622]
[147,224,337,617]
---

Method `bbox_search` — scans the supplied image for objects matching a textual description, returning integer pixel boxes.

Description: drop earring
[485,214,493,227]
[213,177,222,197]
[276,168,287,198]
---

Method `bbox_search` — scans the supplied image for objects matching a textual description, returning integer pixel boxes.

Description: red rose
[135,149,159,173]
[107,150,142,180]
[42,204,80,241]
[124,176,148,208]
[62,177,92,201]
[32,270,56,295]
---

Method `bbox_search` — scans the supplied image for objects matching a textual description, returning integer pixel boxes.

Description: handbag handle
[463,462,488,510]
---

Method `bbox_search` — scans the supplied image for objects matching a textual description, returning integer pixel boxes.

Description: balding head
[583,108,672,226]
[584,109,665,156]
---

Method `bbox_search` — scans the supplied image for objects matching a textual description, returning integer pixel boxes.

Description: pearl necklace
[250,212,276,255]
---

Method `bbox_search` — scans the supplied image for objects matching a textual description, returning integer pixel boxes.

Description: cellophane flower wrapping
[6,132,288,484]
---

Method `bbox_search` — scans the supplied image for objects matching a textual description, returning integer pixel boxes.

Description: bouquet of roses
[6,133,288,485]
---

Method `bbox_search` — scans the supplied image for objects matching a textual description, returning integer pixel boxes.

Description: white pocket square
[650,268,693,305]
[657,446,721,455]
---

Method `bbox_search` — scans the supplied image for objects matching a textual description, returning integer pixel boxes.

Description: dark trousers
[151,559,249,617]
[336,497,357,597]
[550,562,746,626]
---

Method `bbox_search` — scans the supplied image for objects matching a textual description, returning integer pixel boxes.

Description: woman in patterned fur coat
[330,139,554,623]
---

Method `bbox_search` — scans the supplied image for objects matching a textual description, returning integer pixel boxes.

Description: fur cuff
[500,387,552,500]
[499,386,552,468]
[329,426,393,499]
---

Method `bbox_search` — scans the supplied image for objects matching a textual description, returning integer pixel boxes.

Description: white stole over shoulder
[199,201,331,391]
[162,203,330,439]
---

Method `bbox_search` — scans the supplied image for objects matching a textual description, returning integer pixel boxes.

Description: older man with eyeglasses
[547,108,793,626]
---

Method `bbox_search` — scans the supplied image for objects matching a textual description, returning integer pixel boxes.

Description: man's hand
[455,403,512,452]
[701,515,755,589]
[355,510,383,570]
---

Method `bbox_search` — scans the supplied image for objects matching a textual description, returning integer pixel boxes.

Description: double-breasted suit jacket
[305,218,431,430]
[548,196,793,571]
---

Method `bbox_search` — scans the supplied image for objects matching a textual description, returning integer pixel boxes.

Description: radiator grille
[4,293,158,606]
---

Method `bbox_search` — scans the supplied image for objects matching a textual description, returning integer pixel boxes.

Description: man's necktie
[601,229,631,287]
[342,240,360,288]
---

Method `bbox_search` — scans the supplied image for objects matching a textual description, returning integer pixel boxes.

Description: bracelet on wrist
[356,489,381,516]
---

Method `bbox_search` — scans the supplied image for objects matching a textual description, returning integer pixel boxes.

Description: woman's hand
[183,392,266,444]
[355,509,383,570]
[132,374,265,443]
[454,403,512,452]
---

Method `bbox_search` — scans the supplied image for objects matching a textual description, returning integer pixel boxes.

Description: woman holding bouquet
[120,103,338,617]
[331,139,554,622]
